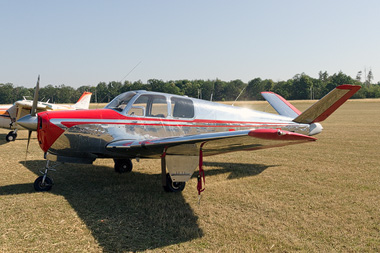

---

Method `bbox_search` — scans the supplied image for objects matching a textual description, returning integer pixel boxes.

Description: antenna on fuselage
[119,61,142,83]
[210,82,215,101]
[232,83,248,106]
[95,61,143,108]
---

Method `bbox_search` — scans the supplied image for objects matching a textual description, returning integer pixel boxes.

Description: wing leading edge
[106,128,316,158]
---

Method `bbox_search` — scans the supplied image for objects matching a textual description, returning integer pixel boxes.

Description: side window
[171,97,194,118]
[128,94,168,118]
[150,96,168,118]
[128,95,148,116]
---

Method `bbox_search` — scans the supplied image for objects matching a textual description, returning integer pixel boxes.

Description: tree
[108,81,123,99]
[0,83,15,104]
[366,69,374,86]
[356,71,362,82]
[225,79,246,101]
[246,78,264,100]
[291,74,313,99]
[95,82,109,103]
[272,80,293,99]
[318,71,329,82]
[39,84,57,103]
[212,79,227,101]
[147,79,165,92]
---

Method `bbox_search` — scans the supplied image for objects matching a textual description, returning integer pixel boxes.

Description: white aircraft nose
[17,114,38,131]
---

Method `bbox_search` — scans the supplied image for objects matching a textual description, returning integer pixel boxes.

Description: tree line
[0,70,379,104]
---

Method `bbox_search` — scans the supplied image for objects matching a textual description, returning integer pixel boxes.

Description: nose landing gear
[6,130,17,142]
[33,160,56,192]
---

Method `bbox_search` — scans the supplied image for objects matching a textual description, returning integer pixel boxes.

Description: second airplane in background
[0,76,92,142]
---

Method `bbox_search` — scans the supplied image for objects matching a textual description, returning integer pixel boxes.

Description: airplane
[0,77,92,142]
[17,84,360,194]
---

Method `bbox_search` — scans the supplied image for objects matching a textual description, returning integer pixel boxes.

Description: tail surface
[261,92,301,118]
[72,92,92,109]
[262,85,361,123]
[293,85,360,123]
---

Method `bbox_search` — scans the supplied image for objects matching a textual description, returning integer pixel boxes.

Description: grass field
[0,99,379,252]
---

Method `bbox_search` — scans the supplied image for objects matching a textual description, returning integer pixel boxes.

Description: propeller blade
[25,130,33,163]
[31,75,40,117]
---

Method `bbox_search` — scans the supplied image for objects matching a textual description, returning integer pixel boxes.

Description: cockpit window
[171,97,194,118]
[105,91,136,112]
[128,94,168,118]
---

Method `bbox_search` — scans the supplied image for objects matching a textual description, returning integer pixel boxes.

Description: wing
[106,129,316,158]
[15,101,49,110]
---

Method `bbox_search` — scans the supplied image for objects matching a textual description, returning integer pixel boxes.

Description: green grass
[0,99,379,252]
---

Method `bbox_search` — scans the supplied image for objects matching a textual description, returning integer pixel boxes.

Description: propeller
[25,75,40,160]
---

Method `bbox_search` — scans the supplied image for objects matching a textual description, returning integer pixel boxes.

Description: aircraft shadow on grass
[0,159,271,252]
[0,134,11,145]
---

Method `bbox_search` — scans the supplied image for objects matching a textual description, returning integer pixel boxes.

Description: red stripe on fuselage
[61,121,288,129]
[45,109,292,128]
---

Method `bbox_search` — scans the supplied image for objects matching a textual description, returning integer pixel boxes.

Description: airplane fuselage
[36,91,315,164]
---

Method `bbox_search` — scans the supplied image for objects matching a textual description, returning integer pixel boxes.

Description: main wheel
[163,173,186,192]
[114,159,133,173]
[6,131,17,142]
[34,176,53,192]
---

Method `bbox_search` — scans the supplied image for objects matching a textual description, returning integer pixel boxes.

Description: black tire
[6,132,17,142]
[163,173,186,192]
[34,176,53,192]
[114,159,133,173]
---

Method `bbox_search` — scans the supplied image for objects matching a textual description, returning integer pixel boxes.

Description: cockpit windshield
[104,91,136,112]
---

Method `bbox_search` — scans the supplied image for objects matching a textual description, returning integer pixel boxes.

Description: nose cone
[17,114,38,131]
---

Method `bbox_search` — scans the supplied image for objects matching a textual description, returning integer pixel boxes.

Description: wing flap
[106,129,316,157]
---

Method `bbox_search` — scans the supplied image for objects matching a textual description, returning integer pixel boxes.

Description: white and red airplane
[18,84,360,193]
[0,77,92,142]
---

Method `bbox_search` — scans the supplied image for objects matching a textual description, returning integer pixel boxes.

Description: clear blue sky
[1,0,379,88]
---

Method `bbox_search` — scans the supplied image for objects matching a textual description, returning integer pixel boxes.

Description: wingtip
[336,84,361,91]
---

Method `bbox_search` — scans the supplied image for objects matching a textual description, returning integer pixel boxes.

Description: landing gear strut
[6,130,17,142]
[33,160,56,192]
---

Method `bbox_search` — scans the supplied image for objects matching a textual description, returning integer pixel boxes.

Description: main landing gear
[163,173,186,192]
[6,130,17,142]
[113,157,186,192]
[161,155,186,193]
[33,160,56,192]
[114,159,133,173]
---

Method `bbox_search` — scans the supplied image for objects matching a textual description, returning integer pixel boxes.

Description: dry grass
[0,99,379,252]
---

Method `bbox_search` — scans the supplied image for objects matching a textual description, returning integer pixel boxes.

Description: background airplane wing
[106,129,316,157]
[15,101,49,110]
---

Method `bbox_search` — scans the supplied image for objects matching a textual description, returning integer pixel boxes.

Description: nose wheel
[34,176,53,191]
[33,160,57,192]
[6,131,17,142]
